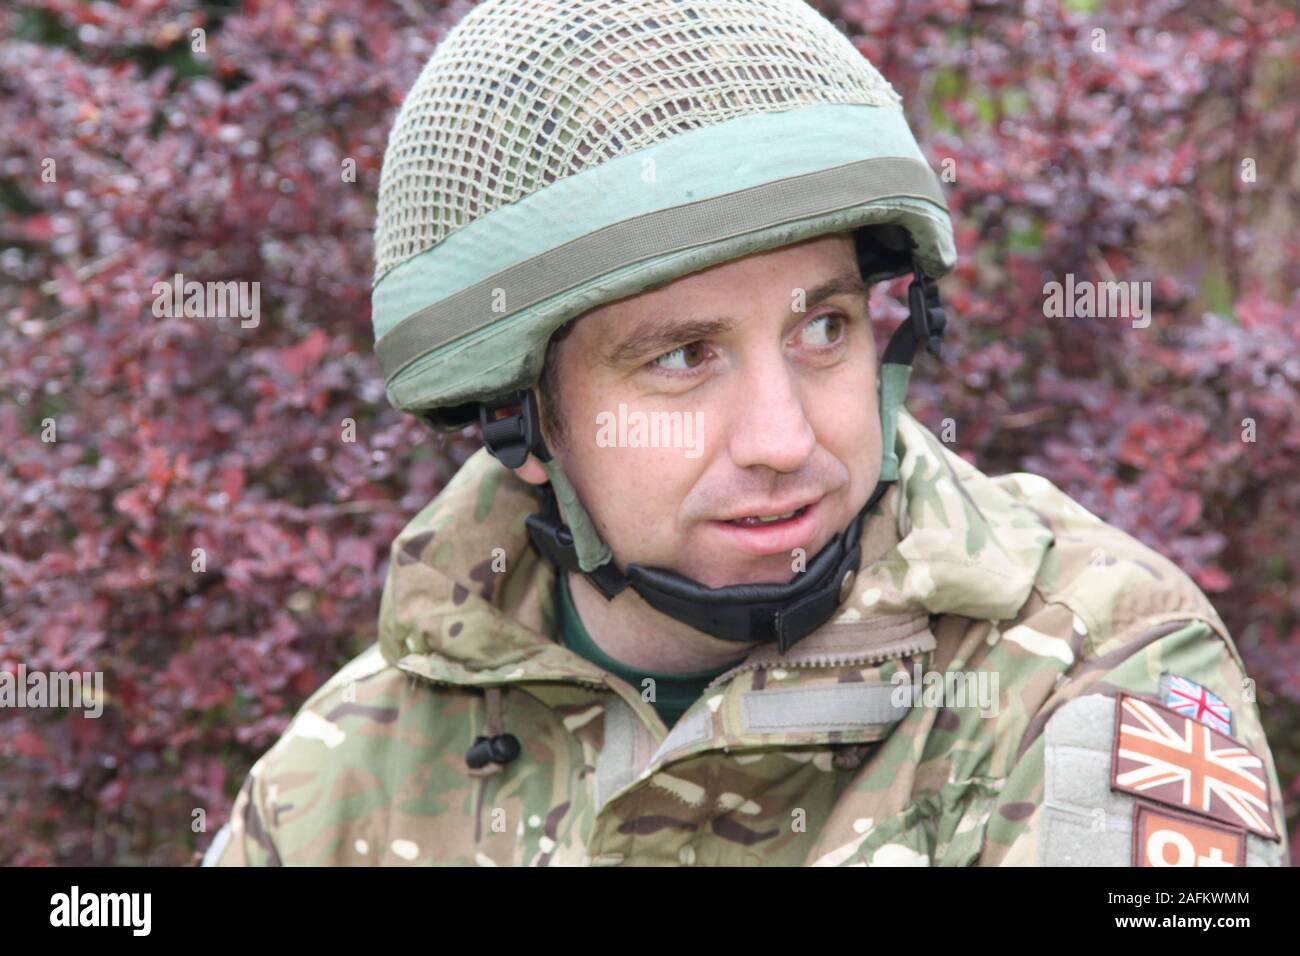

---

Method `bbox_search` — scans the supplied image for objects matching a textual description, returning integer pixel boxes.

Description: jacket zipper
[700,631,935,695]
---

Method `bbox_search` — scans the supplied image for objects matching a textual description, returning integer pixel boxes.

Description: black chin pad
[618,479,888,652]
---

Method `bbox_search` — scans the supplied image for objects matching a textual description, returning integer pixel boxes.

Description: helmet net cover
[373,0,904,286]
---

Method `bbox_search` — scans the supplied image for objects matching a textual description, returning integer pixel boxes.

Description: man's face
[539,232,881,589]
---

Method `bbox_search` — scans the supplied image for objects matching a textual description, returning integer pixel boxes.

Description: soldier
[207,0,1289,866]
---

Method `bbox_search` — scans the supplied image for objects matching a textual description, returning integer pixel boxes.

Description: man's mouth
[725,505,811,527]
[709,497,826,557]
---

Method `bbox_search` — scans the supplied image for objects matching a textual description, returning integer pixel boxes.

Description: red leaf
[1195,566,1232,593]
[291,669,318,696]
[13,731,48,759]
[222,459,246,504]
[146,447,172,487]
[278,329,330,380]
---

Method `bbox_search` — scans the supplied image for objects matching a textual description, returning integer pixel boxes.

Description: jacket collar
[379,408,1055,690]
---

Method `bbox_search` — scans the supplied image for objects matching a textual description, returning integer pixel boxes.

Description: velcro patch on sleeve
[1131,801,1246,867]
[1111,692,1278,841]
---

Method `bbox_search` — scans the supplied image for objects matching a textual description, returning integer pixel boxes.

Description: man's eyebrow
[601,270,869,368]
[802,271,870,310]
[602,317,736,368]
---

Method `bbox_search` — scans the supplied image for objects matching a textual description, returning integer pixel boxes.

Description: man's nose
[724,351,817,473]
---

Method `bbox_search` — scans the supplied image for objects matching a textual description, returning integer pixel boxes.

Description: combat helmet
[371,0,956,654]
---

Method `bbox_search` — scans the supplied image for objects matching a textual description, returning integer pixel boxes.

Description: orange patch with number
[1132,801,1247,867]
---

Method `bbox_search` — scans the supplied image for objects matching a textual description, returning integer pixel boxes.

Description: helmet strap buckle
[478,389,552,469]
[525,483,579,572]
[906,261,948,361]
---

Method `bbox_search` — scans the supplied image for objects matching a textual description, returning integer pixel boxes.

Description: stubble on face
[534,231,882,589]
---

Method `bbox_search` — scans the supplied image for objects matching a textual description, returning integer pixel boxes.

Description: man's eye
[652,342,708,371]
[800,313,847,347]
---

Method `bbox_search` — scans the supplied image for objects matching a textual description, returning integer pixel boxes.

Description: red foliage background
[1,0,1297,865]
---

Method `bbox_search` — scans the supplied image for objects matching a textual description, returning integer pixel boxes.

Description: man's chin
[669,553,804,590]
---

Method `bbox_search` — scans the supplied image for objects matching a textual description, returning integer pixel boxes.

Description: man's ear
[514,453,549,486]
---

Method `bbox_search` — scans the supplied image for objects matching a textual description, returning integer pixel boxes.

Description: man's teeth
[729,506,805,526]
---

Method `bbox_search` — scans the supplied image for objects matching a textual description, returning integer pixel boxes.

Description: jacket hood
[377,408,1057,685]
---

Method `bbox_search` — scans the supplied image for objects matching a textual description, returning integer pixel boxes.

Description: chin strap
[457,256,947,655]
[529,470,888,654]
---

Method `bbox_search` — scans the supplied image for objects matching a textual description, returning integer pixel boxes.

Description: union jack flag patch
[1110,693,1279,841]
[1160,672,1232,736]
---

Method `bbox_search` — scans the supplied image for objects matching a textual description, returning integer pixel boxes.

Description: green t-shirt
[555,571,733,729]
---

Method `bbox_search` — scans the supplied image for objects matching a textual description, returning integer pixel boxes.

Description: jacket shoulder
[990,470,1234,663]
[969,476,1288,865]
[209,644,473,865]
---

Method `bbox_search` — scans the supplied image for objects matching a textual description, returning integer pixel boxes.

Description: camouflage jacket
[208,410,1290,866]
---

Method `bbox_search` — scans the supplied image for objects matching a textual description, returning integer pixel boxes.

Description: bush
[1,0,1296,864]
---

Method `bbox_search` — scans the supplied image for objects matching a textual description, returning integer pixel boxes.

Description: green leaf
[1009,220,1044,252]
[1001,88,1031,116]
[1201,266,1236,323]
[933,66,963,101]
